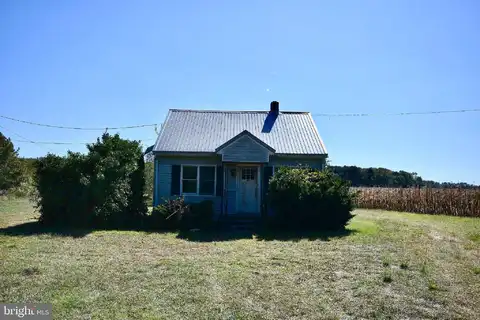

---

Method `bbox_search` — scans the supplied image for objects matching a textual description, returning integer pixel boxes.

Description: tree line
[330,165,478,189]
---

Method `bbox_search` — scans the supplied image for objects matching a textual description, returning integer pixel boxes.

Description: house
[152,101,328,218]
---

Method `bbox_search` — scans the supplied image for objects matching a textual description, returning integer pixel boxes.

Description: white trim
[180,164,217,197]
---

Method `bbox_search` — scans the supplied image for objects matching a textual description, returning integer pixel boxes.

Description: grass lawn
[1,198,479,320]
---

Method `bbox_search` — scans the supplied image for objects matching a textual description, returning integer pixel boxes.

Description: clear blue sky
[1,0,479,184]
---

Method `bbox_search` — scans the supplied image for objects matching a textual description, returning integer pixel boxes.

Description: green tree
[34,133,148,228]
[0,132,24,191]
[144,161,154,202]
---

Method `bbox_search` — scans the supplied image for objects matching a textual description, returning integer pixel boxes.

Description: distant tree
[143,144,154,202]
[144,161,154,202]
[329,165,477,189]
[0,132,25,191]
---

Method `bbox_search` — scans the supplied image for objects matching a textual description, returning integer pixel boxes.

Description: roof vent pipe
[270,101,279,113]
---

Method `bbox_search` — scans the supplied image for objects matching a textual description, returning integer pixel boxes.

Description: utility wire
[0,124,39,144]
[311,108,480,117]
[2,107,480,131]
[0,115,157,130]
[0,124,55,153]
[10,138,156,145]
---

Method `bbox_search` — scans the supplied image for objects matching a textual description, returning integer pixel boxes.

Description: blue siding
[269,155,326,169]
[156,156,221,166]
[155,161,172,203]
[219,135,270,163]
[154,155,223,217]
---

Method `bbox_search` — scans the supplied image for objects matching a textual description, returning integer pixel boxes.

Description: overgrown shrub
[150,197,188,230]
[149,198,214,231]
[268,167,356,231]
[34,134,148,228]
[185,200,214,230]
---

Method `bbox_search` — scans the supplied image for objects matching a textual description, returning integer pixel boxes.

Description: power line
[0,124,55,153]
[10,138,156,145]
[1,107,480,131]
[0,124,39,144]
[311,108,480,117]
[0,115,158,130]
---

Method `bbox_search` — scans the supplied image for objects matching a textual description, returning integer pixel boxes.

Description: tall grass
[353,187,480,217]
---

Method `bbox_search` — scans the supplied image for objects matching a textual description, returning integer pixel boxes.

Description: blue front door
[236,166,259,214]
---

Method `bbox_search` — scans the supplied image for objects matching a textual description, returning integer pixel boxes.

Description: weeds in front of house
[383,270,393,283]
[473,266,480,275]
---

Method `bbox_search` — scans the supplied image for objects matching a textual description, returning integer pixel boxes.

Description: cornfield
[353,187,480,217]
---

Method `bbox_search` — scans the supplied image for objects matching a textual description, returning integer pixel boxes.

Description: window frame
[180,164,217,196]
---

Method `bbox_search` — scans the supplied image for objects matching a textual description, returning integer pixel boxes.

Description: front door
[237,167,259,213]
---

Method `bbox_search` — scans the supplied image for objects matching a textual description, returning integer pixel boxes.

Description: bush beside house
[34,134,148,228]
[268,167,356,231]
[150,198,214,231]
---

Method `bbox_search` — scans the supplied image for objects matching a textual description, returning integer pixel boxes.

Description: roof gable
[215,130,275,153]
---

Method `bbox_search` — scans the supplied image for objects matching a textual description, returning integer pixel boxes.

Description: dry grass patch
[1,200,479,319]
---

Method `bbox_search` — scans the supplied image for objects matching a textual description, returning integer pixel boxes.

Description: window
[182,166,198,194]
[241,168,256,181]
[199,166,215,195]
[181,165,216,195]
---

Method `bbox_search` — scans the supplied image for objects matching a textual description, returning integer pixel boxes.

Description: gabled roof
[215,130,276,153]
[144,145,154,155]
[154,109,327,155]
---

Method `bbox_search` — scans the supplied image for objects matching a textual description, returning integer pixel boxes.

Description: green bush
[268,167,356,231]
[34,134,148,228]
[150,197,187,230]
[185,200,214,230]
[149,198,214,231]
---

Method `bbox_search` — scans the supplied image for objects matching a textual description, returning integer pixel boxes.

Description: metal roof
[154,109,327,155]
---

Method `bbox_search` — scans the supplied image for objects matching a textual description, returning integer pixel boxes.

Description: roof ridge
[169,109,309,114]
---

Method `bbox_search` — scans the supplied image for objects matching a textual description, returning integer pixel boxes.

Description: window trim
[180,164,217,196]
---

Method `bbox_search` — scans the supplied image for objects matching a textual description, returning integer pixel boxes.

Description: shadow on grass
[177,228,355,242]
[1,221,356,242]
[0,221,95,238]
